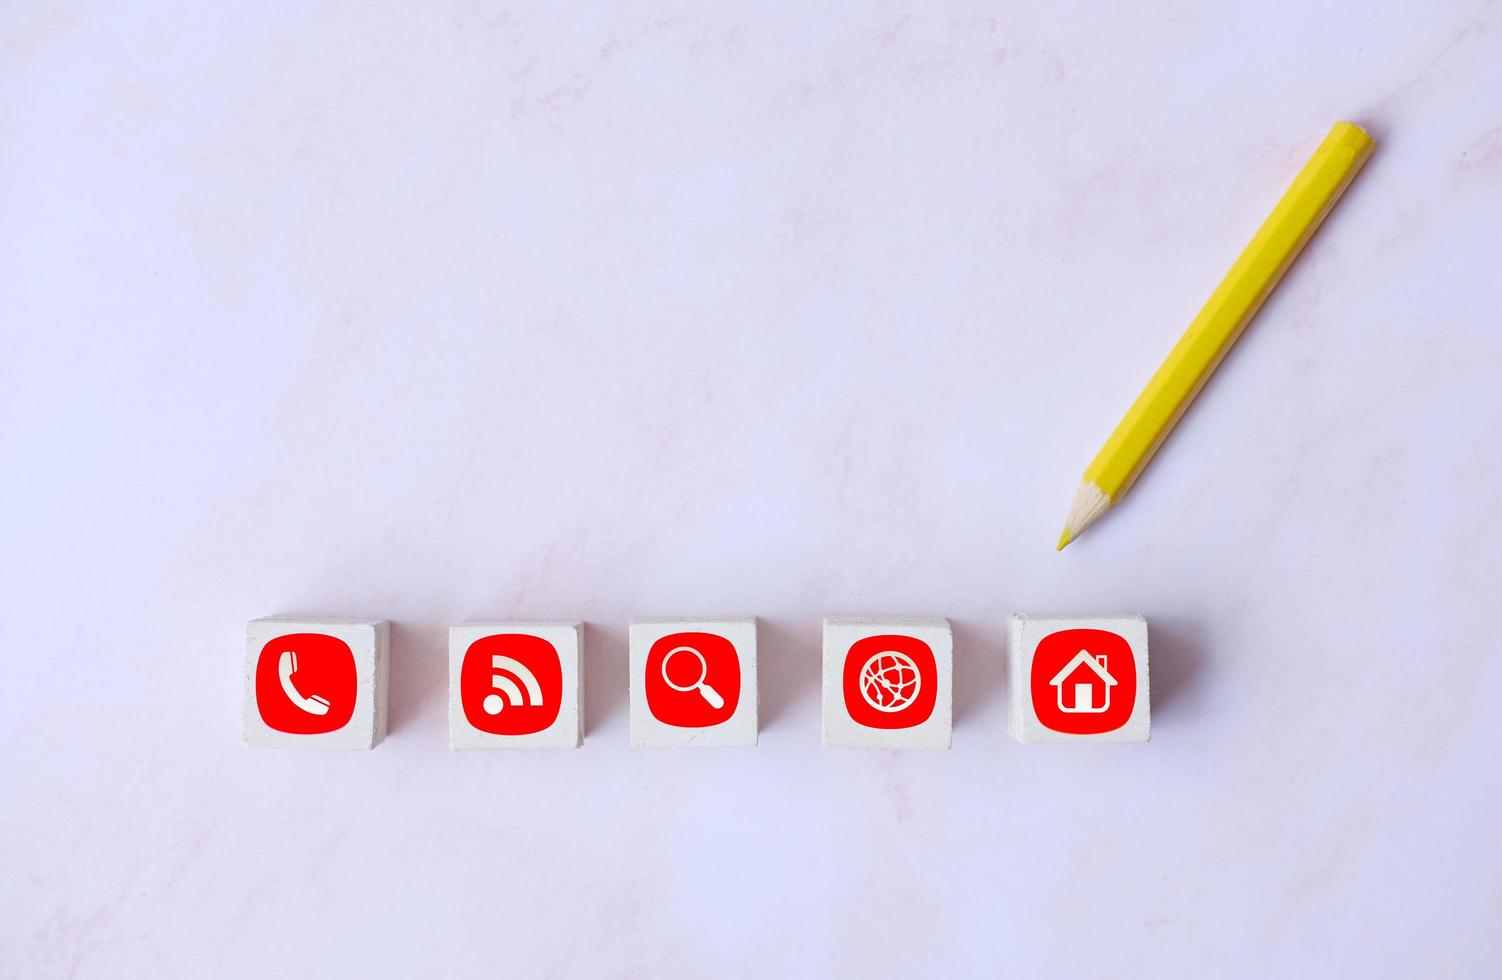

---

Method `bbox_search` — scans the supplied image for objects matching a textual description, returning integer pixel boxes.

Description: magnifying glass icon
[661,645,725,709]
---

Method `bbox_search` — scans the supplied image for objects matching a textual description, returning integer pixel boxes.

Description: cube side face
[448,622,584,749]
[243,617,388,750]
[370,621,390,747]
[822,617,952,749]
[1008,614,1150,743]
[629,618,758,747]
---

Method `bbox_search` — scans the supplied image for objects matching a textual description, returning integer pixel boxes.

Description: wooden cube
[822,616,952,749]
[1008,614,1150,743]
[629,617,757,747]
[243,617,389,749]
[448,622,584,749]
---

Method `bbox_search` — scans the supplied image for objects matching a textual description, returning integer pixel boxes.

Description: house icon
[1048,650,1118,714]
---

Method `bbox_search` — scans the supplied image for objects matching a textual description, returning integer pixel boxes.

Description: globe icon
[859,651,922,712]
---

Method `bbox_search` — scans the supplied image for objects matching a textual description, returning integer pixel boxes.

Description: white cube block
[822,616,952,749]
[448,622,584,749]
[629,617,757,747]
[1008,614,1150,743]
[244,617,389,750]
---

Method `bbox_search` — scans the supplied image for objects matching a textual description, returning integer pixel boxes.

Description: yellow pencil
[1057,121,1374,550]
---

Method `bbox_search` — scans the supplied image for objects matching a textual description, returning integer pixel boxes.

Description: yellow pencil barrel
[1083,121,1374,500]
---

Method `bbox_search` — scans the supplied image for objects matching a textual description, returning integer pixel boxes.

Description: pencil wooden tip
[1059,481,1111,549]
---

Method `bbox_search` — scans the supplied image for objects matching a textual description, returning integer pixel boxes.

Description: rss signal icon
[484,656,544,714]
[459,635,564,736]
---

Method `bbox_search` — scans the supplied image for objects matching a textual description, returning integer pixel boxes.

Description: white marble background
[3,3,1500,977]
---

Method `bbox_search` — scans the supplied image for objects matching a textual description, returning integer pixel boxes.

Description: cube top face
[448,622,584,749]
[822,617,953,749]
[1009,614,1150,743]
[244,617,389,750]
[629,618,757,747]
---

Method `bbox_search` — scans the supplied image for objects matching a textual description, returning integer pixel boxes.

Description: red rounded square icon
[460,634,563,735]
[1030,628,1137,734]
[842,634,937,729]
[256,633,358,735]
[645,631,741,727]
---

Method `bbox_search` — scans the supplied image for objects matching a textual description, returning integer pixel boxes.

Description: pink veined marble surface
[3,3,1500,977]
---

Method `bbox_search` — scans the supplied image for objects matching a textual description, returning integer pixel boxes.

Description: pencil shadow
[758,617,819,732]
[582,622,626,738]
[386,620,447,738]
[951,617,1004,728]
[1149,616,1206,725]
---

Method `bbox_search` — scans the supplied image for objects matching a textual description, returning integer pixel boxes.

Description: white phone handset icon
[278,650,331,715]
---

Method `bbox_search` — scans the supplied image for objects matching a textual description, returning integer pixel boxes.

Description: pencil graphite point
[1056,528,1072,551]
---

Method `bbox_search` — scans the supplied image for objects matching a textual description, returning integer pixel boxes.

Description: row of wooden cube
[243,614,1150,749]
